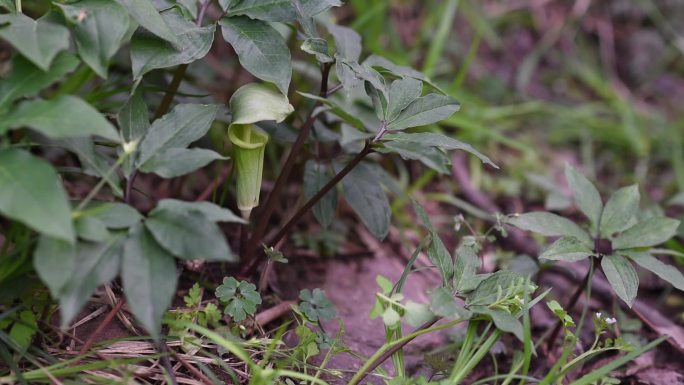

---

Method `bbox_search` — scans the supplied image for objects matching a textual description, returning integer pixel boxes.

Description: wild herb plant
[0,0,682,384]
[508,164,684,307]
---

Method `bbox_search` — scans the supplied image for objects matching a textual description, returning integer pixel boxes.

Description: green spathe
[228,84,293,218]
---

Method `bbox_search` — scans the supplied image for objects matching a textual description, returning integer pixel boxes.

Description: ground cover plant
[1,0,684,384]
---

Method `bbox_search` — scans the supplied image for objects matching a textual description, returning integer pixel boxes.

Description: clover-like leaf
[215,277,262,322]
[299,288,336,322]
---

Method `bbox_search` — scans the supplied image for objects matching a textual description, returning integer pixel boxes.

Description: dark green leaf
[33,236,76,298]
[0,96,120,142]
[326,23,361,61]
[75,216,110,242]
[219,16,291,94]
[387,94,460,130]
[564,164,603,233]
[0,53,79,108]
[623,250,684,292]
[145,209,235,261]
[130,9,215,78]
[61,138,123,197]
[0,149,74,243]
[59,234,125,327]
[466,270,525,307]
[381,132,497,168]
[118,87,149,144]
[114,0,178,44]
[155,199,246,223]
[301,37,333,63]
[386,78,422,121]
[377,141,450,174]
[427,231,454,285]
[81,202,143,228]
[139,147,227,178]
[404,301,433,327]
[540,236,593,262]
[335,161,391,240]
[0,13,70,70]
[0,0,14,12]
[473,306,523,341]
[335,57,385,96]
[600,185,640,237]
[430,287,470,319]
[228,0,295,21]
[297,92,366,130]
[454,242,480,292]
[304,160,338,229]
[364,54,445,93]
[216,277,262,322]
[299,288,336,322]
[137,104,218,167]
[612,217,681,250]
[122,225,178,340]
[601,254,638,307]
[57,0,130,78]
[506,212,591,246]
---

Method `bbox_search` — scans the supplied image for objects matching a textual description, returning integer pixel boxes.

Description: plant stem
[347,318,465,385]
[15,0,20,13]
[449,329,502,384]
[152,0,211,120]
[154,64,188,120]
[546,258,594,352]
[75,152,128,212]
[240,143,373,276]
[242,62,334,265]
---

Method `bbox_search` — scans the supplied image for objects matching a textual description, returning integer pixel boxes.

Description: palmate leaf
[220,16,292,94]
[57,0,130,78]
[215,277,262,322]
[0,13,70,71]
[122,225,178,340]
[299,288,336,322]
[0,149,74,243]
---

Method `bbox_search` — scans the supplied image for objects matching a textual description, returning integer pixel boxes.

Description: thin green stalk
[15,0,21,13]
[74,152,128,212]
[422,0,459,78]
[451,321,478,375]
[449,329,502,384]
[347,318,465,385]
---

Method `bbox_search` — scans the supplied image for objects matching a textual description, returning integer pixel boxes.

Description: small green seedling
[215,277,262,322]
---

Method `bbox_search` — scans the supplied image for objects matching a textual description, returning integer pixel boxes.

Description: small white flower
[595,312,602,319]
[605,317,617,325]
